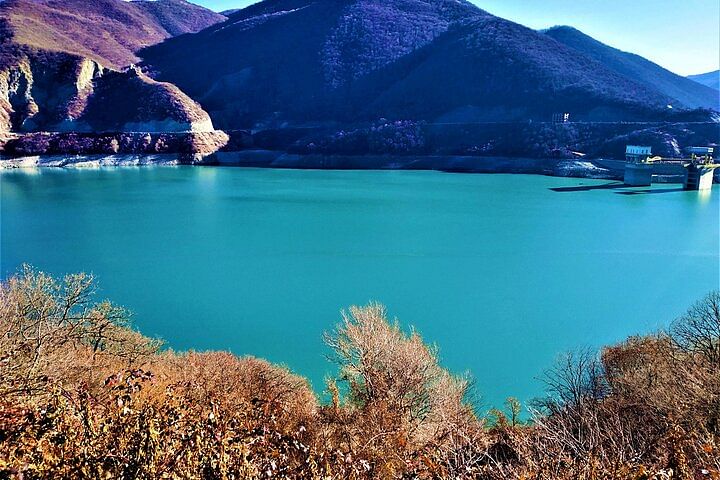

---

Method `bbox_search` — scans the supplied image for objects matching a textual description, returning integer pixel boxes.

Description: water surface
[2,167,718,409]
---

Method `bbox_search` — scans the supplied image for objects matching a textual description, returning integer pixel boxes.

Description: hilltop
[688,70,720,92]
[0,0,225,68]
[141,0,488,127]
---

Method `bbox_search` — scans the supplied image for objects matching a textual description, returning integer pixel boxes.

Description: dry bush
[320,303,476,477]
[0,267,321,479]
[1,267,719,479]
[669,291,720,438]
[521,293,720,478]
[0,368,321,479]
[151,351,317,432]
[671,291,720,367]
[0,264,160,400]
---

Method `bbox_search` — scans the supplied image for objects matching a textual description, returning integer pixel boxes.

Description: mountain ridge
[343,16,673,123]
[688,70,719,92]
[0,0,716,158]
[141,0,697,130]
[543,26,718,110]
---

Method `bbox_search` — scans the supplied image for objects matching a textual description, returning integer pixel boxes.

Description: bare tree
[0,265,161,397]
[670,290,720,367]
[538,349,608,414]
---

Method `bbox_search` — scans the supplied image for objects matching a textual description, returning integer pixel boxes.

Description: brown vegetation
[1,266,718,479]
[1,131,229,161]
[0,0,225,69]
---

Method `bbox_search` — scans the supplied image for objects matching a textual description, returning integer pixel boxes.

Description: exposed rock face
[0,99,11,132]
[0,0,223,136]
[0,53,103,131]
[0,54,215,133]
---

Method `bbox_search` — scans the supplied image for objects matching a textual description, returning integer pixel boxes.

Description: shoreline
[1,151,705,184]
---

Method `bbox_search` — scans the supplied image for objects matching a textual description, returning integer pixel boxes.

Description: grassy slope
[0,0,225,69]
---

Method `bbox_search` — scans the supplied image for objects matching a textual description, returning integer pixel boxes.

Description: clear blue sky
[193,0,719,76]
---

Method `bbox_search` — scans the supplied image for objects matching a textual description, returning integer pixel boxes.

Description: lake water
[2,166,718,410]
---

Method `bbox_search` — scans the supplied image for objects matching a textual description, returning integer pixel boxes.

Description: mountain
[0,0,222,133]
[345,16,673,123]
[141,0,486,128]
[543,26,719,110]
[140,0,691,129]
[0,0,225,68]
[688,70,720,92]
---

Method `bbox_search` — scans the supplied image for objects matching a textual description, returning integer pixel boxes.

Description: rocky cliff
[0,0,223,140]
[0,53,215,133]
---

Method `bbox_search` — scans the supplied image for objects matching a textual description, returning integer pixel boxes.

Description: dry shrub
[1,267,718,479]
[0,264,160,400]
[151,351,317,432]
[320,303,477,477]
[0,267,319,479]
[519,292,720,479]
[0,368,320,479]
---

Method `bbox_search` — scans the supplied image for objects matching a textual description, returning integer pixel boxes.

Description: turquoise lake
[1,166,718,410]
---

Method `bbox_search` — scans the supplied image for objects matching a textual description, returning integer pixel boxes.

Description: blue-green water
[1,167,718,410]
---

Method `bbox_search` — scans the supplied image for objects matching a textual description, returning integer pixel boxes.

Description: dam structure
[623,146,718,190]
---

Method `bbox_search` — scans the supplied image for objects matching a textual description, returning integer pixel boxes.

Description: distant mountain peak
[687,70,720,92]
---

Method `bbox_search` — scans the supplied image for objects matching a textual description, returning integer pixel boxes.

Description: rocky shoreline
[0,148,629,181]
[213,150,627,179]
[0,153,185,168]
[0,125,716,183]
[0,130,229,164]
